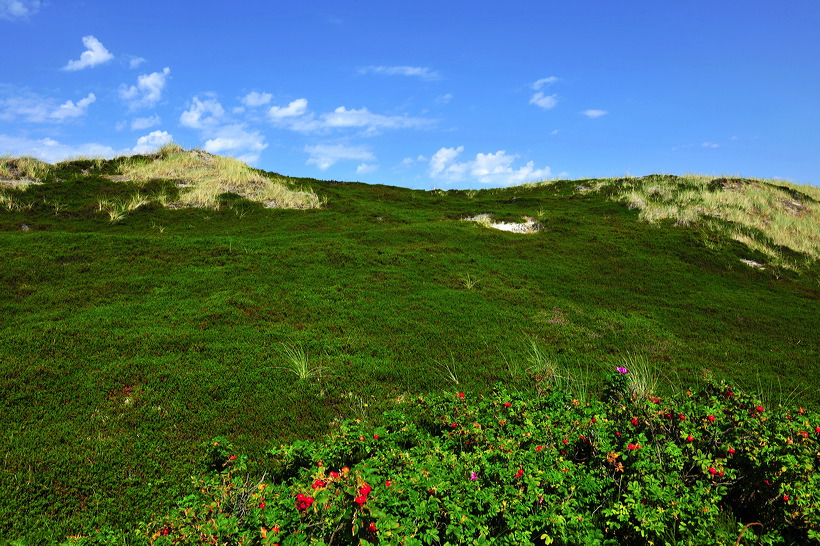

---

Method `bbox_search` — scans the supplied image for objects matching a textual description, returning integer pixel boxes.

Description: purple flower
[470,471,478,480]
[616,367,629,374]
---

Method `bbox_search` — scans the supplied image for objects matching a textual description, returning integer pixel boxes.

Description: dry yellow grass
[607,175,820,268]
[0,156,52,185]
[118,144,324,209]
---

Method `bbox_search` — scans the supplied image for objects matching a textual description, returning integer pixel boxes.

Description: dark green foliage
[0,160,818,542]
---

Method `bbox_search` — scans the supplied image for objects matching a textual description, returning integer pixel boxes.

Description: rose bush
[117,372,819,545]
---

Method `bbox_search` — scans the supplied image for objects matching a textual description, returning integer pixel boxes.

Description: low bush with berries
[70,370,820,545]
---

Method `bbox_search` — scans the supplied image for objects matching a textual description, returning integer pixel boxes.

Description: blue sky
[1,0,818,189]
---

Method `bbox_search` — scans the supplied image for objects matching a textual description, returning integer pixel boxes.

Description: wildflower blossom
[616,367,629,374]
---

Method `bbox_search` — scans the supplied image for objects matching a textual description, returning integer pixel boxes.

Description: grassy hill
[1,150,818,542]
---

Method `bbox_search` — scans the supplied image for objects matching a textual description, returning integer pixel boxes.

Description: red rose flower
[458,392,465,398]
[504,402,512,407]
[354,495,367,507]
[707,415,715,422]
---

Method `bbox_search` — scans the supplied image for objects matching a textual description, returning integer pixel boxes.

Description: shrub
[117,369,820,545]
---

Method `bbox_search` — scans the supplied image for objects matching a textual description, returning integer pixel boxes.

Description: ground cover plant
[88,369,820,544]
[0,150,818,543]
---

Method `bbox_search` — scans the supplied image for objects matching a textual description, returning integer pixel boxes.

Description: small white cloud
[179,96,225,129]
[131,130,173,154]
[1,0,39,20]
[130,115,160,130]
[530,92,558,110]
[269,98,308,119]
[434,93,453,105]
[550,129,559,135]
[532,77,558,90]
[119,67,170,110]
[48,93,96,121]
[702,142,720,148]
[241,91,273,108]
[304,143,375,170]
[356,163,378,175]
[582,109,607,118]
[63,35,114,71]
[360,66,441,80]
[320,106,431,135]
[429,146,551,186]
[0,134,117,162]
[129,57,146,69]
[202,125,268,164]
[530,77,559,110]
[0,0,40,20]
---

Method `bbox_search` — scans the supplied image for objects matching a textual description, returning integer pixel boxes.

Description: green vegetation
[91,373,820,544]
[0,151,818,543]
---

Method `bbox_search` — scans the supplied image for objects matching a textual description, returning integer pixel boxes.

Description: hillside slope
[0,154,818,541]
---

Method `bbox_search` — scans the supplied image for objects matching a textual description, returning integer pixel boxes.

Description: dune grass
[596,174,820,269]
[0,155,52,183]
[118,144,324,209]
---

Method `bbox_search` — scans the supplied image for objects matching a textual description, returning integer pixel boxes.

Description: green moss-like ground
[0,159,817,541]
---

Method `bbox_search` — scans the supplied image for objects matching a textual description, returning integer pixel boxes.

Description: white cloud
[129,57,146,69]
[119,67,170,110]
[581,109,607,118]
[242,91,273,108]
[0,91,96,122]
[532,77,559,90]
[360,66,441,80]
[63,36,114,71]
[268,98,308,119]
[319,106,431,135]
[0,132,181,163]
[0,134,116,162]
[429,146,551,186]
[202,125,268,164]
[702,142,720,148]
[530,92,558,110]
[179,96,225,129]
[304,143,375,170]
[132,130,173,154]
[179,96,267,163]
[530,77,559,110]
[49,93,96,120]
[434,93,453,105]
[356,163,378,175]
[130,115,161,130]
[0,0,40,20]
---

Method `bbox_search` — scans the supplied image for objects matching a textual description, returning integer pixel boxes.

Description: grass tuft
[279,343,325,380]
